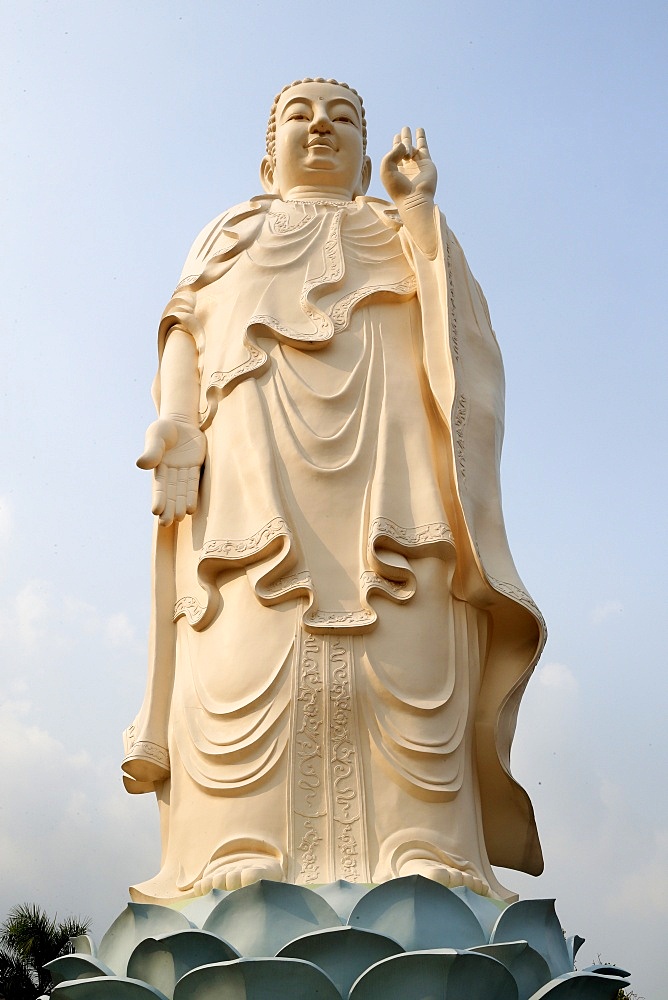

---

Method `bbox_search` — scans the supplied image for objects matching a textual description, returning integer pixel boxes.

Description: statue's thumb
[136,436,165,470]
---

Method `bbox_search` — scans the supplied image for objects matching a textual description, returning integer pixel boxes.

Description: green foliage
[0,904,90,998]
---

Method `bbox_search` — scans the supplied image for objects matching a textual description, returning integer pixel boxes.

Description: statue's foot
[194,857,284,894]
[399,857,491,896]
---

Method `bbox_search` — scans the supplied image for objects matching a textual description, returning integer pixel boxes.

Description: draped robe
[123,195,546,902]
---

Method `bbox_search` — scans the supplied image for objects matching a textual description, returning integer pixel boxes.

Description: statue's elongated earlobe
[260,156,275,194]
[356,155,372,196]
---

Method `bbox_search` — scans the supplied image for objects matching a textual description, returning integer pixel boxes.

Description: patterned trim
[360,570,413,602]
[299,207,346,335]
[369,517,454,548]
[304,608,375,630]
[446,234,460,362]
[453,394,468,483]
[248,313,332,343]
[206,343,268,392]
[173,596,206,626]
[200,517,290,560]
[123,740,170,772]
[329,274,417,332]
[487,575,547,634]
[259,571,312,599]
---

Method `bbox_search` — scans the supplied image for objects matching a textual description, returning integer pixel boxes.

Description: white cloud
[591,600,623,624]
[0,695,157,937]
[14,580,52,649]
[535,661,579,695]
[611,827,668,916]
[0,496,12,547]
[105,612,136,647]
[0,581,138,653]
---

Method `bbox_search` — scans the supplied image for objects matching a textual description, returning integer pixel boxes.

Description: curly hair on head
[266,77,367,161]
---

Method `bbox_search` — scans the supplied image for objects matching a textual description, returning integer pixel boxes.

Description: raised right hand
[137,417,206,526]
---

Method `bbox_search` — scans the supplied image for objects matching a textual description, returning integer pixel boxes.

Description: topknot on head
[265,77,367,161]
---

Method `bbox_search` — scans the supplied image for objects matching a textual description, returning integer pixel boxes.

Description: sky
[1,1,666,996]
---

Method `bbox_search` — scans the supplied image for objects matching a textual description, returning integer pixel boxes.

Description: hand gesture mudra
[137,417,206,527]
[380,126,437,207]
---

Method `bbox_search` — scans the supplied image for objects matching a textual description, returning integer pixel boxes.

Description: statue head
[261,78,372,200]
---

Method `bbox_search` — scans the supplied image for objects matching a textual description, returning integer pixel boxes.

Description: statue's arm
[137,329,206,527]
[380,126,438,258]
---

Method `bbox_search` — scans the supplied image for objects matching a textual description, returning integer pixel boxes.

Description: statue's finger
[174,469,187,521]
[151,463,167,515]
[401,125,413,157]
[186,467,200,514]
[415,127,431,158]
[160,467,177,525]
[386,141,407,164]
[160,497,176,527]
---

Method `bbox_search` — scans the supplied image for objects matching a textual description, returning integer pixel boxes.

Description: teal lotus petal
[51,976,169,998]
[347,875,487,951]
[581,963,631,978]
[70,935,97,957]
[528,970,630,998]
[566,935,586,965]
[173,957,341,999]
[46,955,115,985]
[127,930,240,998]
[98,904,193,976]
[451,885,508,939]
[469,942,551,1000]
[278,925,404,997]
[312,880,370,922]
[202,880,341,957]
[350,949,518,999]
[180,890,228,928]
[490,899,572,978]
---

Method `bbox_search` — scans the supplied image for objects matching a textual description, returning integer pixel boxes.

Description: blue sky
[1,2,666,996]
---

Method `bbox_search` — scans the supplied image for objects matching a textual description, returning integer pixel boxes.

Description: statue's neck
[281,185,356,202]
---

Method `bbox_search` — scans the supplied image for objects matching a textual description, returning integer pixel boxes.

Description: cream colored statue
[123,77,546,903]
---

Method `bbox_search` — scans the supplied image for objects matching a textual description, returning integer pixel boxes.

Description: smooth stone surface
[52,977,169,999]
[46,955,115,985]
[451,885,507,939]
[179,890,228,927]
[528,970,630,998]
[347,876,487,951]
[202,880,341,956]
[278,925,404,997]
[470,941,551,1000]
[172,958,341,1000]
[349,949,519,1000]
[312,880,371,922]
[126,930,240,999]
[490,899,572,979]
[98,904,192,976]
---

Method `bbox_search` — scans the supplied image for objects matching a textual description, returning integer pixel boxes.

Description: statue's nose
[310,113,332,133]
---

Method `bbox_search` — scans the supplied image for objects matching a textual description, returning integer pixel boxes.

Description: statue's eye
[288,112,309,121]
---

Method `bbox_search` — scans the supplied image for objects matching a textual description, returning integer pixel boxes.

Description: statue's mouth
[307,138,336,149]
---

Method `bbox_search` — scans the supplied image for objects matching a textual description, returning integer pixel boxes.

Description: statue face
[264,82,369,199]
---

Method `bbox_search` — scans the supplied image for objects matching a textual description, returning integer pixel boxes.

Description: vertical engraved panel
[329,636,369,882]
[290,630,369,883]
[290,632,326,883]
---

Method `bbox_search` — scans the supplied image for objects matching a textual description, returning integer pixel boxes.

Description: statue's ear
[357,155,372,196]
[260,156,276,194]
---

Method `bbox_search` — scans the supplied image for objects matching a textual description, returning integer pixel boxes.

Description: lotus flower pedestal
[45,877,631,999]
